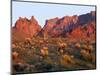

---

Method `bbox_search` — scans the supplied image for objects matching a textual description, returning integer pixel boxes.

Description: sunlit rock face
[12,11,96,41]
[38,11,96,38]
[12,16,41,40]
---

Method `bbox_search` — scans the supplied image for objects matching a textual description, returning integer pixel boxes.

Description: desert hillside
[12,11,96,74]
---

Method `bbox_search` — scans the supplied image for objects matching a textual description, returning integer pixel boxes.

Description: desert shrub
[35,47,40,54]
[80,50,94,62]
[40,47,49,58]
[75,43,81,49]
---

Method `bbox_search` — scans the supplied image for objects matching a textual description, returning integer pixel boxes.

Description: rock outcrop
[12,16,41,41]
[12,11,96,41]
[38,11,96,38]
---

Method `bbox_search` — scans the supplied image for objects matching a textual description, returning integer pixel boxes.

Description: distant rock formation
[12,16,41,41]
[38,11,96,38]
[12,11,96,41]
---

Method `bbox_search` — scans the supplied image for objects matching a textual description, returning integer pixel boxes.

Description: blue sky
[12,1,95,27]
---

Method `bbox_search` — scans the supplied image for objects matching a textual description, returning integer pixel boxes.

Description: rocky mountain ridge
[12,11,96,41]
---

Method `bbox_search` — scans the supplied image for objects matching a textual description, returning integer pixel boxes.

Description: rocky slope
[12,16,41,41]
[38,11,96,38]
[12,11,96,41]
